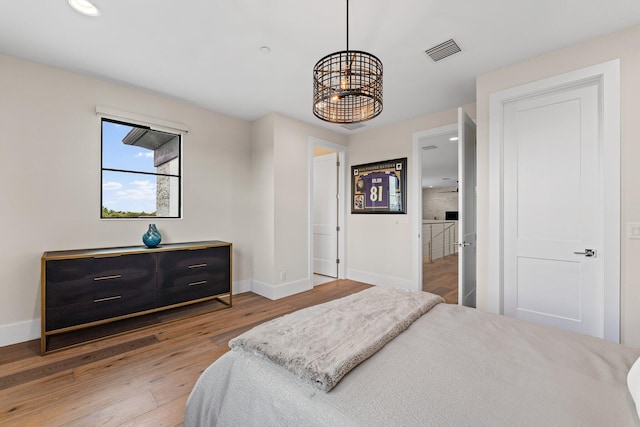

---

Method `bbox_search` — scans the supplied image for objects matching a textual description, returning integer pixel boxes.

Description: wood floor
[422,253,458,304]
[0,280,371,426]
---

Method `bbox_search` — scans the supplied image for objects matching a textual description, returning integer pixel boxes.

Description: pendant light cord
[346,0,349,52]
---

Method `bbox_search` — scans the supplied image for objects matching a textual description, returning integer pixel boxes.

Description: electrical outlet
[629,223,640,239]
[280,271,287,281]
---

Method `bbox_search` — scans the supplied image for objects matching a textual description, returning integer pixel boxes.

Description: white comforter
[186,303,640,426]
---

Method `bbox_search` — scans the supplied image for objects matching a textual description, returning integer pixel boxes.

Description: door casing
[312,152,339,277]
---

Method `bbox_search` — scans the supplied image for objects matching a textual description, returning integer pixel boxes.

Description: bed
[185,287,640,426]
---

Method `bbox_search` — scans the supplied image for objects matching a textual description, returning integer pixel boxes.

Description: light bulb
[340,76,349,90]
[68,0,100,16]
[360,105,370,119]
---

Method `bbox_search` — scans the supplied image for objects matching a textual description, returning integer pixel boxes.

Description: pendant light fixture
[313,0,383,124]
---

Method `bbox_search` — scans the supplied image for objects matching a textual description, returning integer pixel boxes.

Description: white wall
[476,24,640,347]
[346,106,475,289]
[249,113,347,299]
[0,53,253,346]
[249,114,276,286]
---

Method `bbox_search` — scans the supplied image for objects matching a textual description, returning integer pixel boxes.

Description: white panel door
[503,83,603,337]
[458,108,477,307]
[313,153,338,277]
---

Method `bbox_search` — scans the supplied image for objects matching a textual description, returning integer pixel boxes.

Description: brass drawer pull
[93,274,122,281]
[188,280,207,287]
[188,263,207,269]
[94,295,122,303]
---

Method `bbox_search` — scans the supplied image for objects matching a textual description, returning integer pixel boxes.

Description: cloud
[115,180,156,200]
[135,152,154,158]
[103,178,158,212]
[102,181,123,191]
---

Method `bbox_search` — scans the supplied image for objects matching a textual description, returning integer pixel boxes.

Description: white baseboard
[232,279,252,294]
[0,319,40,347]
[250,278,312,300]
[347,269,419,291]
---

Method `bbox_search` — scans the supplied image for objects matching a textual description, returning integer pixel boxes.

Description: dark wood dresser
[41,241,231,354]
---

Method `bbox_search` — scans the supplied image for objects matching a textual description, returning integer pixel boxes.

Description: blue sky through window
[102,121,158,213]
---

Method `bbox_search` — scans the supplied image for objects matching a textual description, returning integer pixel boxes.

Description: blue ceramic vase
[142,224,162,248]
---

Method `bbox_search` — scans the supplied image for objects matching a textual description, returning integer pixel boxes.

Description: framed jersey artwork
[351,158,407,214]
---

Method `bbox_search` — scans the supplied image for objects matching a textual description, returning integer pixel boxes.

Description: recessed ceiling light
[449,136,459,141]
[68,0,100,17]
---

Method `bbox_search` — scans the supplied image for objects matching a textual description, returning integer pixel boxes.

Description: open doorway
[412,110,477,306]
[308,137,347,287]
[419,129,459,303]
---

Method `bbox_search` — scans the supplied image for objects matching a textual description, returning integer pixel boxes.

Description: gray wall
[422,187,458,220]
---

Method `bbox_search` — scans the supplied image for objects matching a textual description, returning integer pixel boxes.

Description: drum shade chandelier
[313,0,383,124]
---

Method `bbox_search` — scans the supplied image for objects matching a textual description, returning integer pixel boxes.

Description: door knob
[574,249,596,257]
[455,241,471,247]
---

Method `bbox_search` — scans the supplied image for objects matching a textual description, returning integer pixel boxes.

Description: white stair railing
[422,221,458,262]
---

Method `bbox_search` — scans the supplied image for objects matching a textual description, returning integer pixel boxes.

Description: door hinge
[336,161,341,167]
[336,258,340,264]
[336,226,340,232]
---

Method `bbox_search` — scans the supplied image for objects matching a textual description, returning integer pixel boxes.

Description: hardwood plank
[61,390,158,427]
[153,297,296,342]
[0,371,75,409]
[1,382,153,426]
[147,348,225,406]
[423,254,458,304]
[0,340,217,425]
[0,336,158,391]
[120,395,187,427]
[0,339,40,365]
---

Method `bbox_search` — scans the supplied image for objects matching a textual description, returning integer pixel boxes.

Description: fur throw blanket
[229,286,443,391]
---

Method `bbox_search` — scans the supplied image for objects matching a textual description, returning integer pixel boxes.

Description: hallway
[422,254,458,304]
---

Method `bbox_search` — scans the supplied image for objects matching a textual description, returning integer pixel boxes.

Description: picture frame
[351,157,407,214]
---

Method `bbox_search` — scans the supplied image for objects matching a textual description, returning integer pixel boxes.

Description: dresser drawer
[157,246,229,272]
[46,254,156,307]
[157,280,228,307]
[157,267,229,290]
[46,253,156,281]
[46,290,156,331]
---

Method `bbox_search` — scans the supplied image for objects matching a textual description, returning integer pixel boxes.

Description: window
[101,118,181,218]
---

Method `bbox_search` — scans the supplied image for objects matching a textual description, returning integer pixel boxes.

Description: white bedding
[186,302,640,426]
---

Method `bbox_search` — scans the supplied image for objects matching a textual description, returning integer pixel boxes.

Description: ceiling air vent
[340,123,365,131]
[425,39,461,62]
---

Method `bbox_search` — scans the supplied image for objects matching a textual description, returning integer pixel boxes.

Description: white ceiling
[1,1,639,134]
[420,131,458,188]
